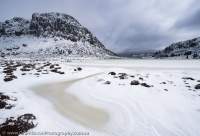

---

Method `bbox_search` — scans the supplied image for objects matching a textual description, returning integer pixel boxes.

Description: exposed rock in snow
[0,12,115,58]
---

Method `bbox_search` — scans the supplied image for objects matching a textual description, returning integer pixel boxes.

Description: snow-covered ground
[1,59,200,136]
[0,36,114,59]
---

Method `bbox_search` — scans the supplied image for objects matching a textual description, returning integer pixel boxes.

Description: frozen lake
[1,59,200,136]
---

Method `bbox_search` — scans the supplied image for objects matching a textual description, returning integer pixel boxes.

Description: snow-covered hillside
[153,37,200,59]
[0,12,115,58]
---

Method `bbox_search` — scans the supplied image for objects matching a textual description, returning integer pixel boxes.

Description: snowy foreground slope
[1,59,200,136]
[0,12,115,58]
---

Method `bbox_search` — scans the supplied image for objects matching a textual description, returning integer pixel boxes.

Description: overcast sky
[0,0,200,52]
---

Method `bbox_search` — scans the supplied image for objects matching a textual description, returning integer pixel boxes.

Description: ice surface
[1,59,200,136]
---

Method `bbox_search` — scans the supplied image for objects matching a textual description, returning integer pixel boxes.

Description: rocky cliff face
[153,37,200,59]
[0,12,115,58]
[0,17,30,36]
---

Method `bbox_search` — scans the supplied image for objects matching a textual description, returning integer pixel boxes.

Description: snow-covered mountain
[0,12,115,58]
[153,37,200,59]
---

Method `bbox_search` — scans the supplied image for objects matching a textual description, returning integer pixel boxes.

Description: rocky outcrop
[0,12,115,58]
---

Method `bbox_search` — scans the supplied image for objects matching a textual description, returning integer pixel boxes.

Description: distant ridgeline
[153,37,200,59]
[0,12,115,58]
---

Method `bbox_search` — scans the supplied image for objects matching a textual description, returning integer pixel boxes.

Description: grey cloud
[175,8,200,30]
[109,24,173,52]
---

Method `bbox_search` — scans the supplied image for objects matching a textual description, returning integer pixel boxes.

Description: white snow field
[1,59,200,136]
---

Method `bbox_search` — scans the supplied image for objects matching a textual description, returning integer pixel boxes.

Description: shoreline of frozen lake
[31,73,110,130]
